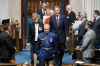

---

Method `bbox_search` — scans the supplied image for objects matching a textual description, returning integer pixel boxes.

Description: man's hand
[75,48,81,51]
[9,59,16,64]
[35,17,39,22]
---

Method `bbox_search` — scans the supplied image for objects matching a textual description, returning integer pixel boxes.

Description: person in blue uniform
[38,24,58,66]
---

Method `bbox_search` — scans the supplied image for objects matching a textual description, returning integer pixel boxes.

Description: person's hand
[35,17,39,22]
[75,48,81,51]
[66,36,69,41]
[9,59,16,64]
[39,27,42,31]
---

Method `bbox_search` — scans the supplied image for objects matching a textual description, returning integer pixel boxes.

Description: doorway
[21,0,69,49]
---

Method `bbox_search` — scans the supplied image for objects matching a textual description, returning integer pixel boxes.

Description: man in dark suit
[27,12,43,64]
[78,18,87,46]
[0,25,15,63]
[93,10,100,39]
[50,6,66,66]
[37,1,48,20]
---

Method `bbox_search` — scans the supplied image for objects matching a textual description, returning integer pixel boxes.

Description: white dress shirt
[42,9,47,15]
[35,23,39,41]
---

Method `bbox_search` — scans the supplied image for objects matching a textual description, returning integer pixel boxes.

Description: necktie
[56,16,60,27]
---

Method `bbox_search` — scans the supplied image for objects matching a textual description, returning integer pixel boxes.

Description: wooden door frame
[21,0,28,49]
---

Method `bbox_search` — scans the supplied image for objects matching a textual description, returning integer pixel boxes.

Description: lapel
[32,22,35,28]
[54,15,57,27]
[59,15,62,24]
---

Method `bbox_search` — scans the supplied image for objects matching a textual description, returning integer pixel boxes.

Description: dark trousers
[55,36,65,66]
[30,43,34,63]
[39,48,56,66]
[31,41,40,63]
[55,50,64,66]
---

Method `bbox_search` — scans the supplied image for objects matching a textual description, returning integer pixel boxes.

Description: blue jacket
[38,32,58,61]
[39,32,58,48]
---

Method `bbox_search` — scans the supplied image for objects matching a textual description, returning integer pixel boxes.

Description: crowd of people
[27,1,100,66]
[0,19,21,63]
[0,1,100,65]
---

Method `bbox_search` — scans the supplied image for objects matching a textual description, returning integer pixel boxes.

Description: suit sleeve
[93,19,100,30]
[27,21,34,43]
[63,16,67,33]
[80,34,91,51]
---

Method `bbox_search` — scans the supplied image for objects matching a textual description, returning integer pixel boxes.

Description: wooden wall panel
[28,0,63,15]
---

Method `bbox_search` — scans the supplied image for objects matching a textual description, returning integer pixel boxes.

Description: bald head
[44,24,50,32]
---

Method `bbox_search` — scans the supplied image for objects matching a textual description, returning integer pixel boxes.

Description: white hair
[66,5,72,9]
[50,10,54,16]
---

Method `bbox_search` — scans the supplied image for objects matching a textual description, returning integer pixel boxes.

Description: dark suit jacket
[64,11,76,33]
[78,21,87,45]
[37,9,44,20]
[0,31,15,62]
[93,17,100,49]
[27,17,43,43]
[93,17,100,38]
[65,11,76,26]
[65,11,76,32]
[50,15,66,33]
[50,15,66,50]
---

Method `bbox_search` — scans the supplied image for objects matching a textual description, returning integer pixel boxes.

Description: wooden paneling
[28,0,68,15]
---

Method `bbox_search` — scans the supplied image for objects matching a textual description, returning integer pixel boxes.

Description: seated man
[38,24,58,66]
[76,21,96,63]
